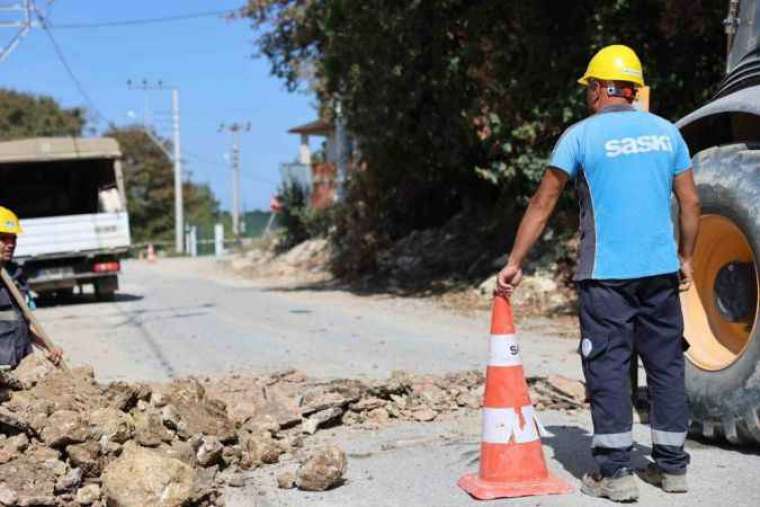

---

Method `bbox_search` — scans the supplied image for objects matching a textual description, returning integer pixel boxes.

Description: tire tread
[687,143,760,447]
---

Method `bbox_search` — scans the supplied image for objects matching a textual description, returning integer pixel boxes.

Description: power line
[36,14,109,125]
[27,22,280,191]
[50,8,237,29]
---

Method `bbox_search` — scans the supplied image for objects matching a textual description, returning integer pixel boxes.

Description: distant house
[280,118,355,209]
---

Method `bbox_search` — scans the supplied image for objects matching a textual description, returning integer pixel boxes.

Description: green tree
[0,88,85,140]
[184,180,222,234]
[272,180,332,250]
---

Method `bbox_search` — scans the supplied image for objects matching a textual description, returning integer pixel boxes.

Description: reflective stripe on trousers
[652,429,687,447]
[0,308,19,321]
[592,431,633,449]
[593,430,686,448]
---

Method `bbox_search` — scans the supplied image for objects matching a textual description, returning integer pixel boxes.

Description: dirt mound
[0,357,347,506]
[229,238,332,283]
[0,357,237,506]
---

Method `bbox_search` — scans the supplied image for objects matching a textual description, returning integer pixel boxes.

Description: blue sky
[0,0,316,211]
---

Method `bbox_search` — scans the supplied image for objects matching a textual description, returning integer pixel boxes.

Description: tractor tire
[682,143,760,445]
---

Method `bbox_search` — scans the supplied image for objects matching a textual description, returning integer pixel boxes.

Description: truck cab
[0,137,131,300]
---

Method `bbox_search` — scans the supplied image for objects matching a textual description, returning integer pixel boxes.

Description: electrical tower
[0,0,57,63]
[128,79,184,254]
[218,122,251,239]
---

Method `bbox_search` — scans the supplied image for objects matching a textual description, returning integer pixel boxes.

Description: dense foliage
[0,89,85,139]
[276,181,332,251]
[248,1,727,277]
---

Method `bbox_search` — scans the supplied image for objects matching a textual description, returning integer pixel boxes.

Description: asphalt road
[37,257,580,383]
[36,257,760,507]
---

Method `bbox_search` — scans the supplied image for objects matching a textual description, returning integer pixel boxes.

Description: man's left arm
[672,128,700,290]
[673,169,700,290]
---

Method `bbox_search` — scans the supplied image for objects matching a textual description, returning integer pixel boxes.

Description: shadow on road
[257,278,474,299]
[686,433,760,456]
[35,292,144,308]
[543,425,653,479]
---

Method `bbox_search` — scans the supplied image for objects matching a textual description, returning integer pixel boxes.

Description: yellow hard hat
[578,44,645,87]
[0,206,22,235]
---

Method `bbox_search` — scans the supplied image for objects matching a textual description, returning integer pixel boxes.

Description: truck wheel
[94,276,117,302]
[682,143,760,445]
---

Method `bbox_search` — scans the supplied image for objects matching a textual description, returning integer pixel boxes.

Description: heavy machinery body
[679,1,760,153]
[675,0,760,444]
[0,137,131,300]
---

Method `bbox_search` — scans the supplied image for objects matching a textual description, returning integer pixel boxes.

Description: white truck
[0,137,131,300]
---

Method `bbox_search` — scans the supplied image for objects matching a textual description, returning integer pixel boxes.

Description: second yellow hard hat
[578,44,645,87]
[0,206,22,235]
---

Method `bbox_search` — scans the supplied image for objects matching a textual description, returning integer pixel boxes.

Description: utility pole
[171,88,183,255]
[128,79,184,254]
[218,122,251,239]
[0,0,58,63]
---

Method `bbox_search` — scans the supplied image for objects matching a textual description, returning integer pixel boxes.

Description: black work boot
[637,463,688,493]
[581,468,639,502]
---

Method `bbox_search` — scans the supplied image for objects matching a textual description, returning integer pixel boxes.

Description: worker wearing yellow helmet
[0,206,63,368]
[496,45,701,501]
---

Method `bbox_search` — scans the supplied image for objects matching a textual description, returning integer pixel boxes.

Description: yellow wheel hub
[682,214,758,371]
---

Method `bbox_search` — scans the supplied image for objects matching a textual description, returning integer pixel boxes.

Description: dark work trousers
[578,273,690,477]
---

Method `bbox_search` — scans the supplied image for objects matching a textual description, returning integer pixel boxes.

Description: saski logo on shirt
[604,135,674,158]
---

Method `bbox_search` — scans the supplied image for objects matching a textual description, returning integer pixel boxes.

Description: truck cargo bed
[14,212,131,259]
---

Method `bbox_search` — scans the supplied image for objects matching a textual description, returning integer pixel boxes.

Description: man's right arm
[495,125,578,296]
[673,169,700,289]
[496,168,568,295]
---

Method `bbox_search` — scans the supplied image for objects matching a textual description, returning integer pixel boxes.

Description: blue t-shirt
[549,104,692,281]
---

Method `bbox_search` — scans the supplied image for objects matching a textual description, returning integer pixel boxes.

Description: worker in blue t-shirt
[496,45,701,502]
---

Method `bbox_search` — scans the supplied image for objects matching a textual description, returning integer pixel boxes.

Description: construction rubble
[0,354,585,506]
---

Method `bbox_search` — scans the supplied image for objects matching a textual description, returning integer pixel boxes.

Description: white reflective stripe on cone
[651,430,687,447]
[488,334,521,367]
[591,431,633,448]
[482,406,543,444]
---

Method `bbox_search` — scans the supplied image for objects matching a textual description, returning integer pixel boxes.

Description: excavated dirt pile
[0,355,585,506]
[0,356,246,507]
[0,357,348,506]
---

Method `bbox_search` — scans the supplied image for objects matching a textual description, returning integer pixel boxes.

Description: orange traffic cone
[146,243,157,263]
[458,295,573,500]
